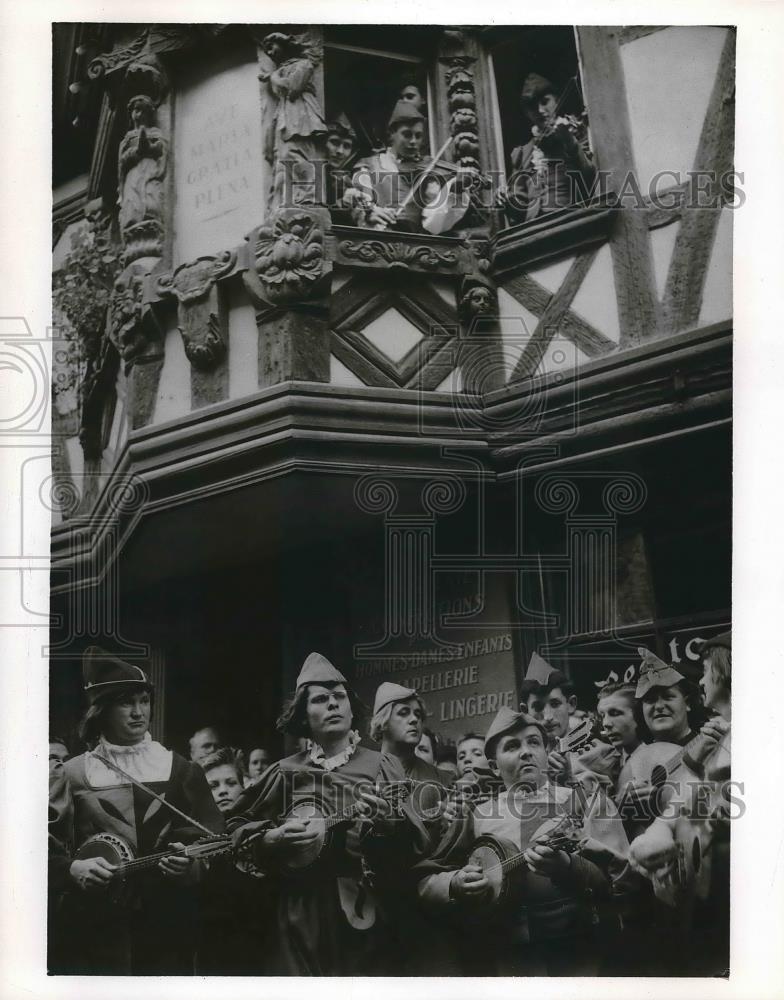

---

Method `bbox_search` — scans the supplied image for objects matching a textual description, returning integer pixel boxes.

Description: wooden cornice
[489,197,616,281]
[50,321,731,582]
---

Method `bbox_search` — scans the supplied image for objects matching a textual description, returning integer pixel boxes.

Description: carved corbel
[156,251,237,370]
[108,263,163,369]
[243,207,330,309]
[459,272,498,325]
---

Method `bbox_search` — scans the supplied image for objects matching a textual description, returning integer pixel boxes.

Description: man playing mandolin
[227,653,444,975]
[48,647,224,974]
[414,707,629,975]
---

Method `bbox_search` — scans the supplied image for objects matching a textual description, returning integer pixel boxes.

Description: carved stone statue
[117,95,168,261]
[259,32,326,212]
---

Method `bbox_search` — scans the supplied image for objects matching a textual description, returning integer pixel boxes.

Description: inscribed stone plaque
[174,57,266,263]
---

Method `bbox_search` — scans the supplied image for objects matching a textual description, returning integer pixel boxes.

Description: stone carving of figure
[260,32,327,212]
[117,95,167,245]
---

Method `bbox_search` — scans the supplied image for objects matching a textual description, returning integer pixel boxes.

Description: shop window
[487,27,598,228]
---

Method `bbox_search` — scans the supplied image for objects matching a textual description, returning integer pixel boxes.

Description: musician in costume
[500,73,597,224]
[597,681,641,786]
[48,647,224,974]
[520,653,582,784]
[321,113,359,225]
[414,707,628,976]
[347,100,474,234]
[227,654,442,976]
[365,683,458,973]
[629,631,731,975]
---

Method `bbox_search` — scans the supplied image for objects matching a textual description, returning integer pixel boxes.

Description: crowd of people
[48,633,731,977]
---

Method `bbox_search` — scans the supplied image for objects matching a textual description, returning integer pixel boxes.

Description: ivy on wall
[52,209,121,400]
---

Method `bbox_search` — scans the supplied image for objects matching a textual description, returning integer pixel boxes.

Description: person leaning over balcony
[499,73,597,224]
[346,100,476,235]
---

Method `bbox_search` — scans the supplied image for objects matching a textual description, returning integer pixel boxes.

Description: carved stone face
[263,34,290,64]
[463,286,494,317]
[128,97,155,129]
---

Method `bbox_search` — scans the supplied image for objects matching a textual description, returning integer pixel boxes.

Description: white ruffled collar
[86,731,172,787]
[306,730,361,772]
[97,731,153,754]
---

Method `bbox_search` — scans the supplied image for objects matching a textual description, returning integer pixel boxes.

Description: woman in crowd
[48,647,223,975]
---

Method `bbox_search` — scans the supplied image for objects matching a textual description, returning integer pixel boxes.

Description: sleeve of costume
[225,762,286,869]
[421,176,470,235]
[413,809,476,907]
[359,755,448,881]
[48,767,75,891]
[351,162,377,204]
[555,853,610,899]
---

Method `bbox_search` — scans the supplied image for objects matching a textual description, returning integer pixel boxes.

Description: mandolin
[72,830,264,901]
[467,812,585,909]
[278,779,428,874]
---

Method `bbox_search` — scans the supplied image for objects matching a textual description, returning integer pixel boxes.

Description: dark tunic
[413,783,611,976]
[507,123,596,224]
[48,751,223,975]
[226,744,443,975]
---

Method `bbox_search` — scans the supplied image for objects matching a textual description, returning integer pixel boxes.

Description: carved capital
[156,251,236,370]
[88,26,192,83]
[244,208,328,308]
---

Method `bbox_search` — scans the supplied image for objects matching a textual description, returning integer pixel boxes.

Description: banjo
[467,812,585,909]
[279,779,432,874]
[72,830,266,900]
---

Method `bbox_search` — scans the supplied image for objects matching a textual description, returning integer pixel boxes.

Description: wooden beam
[577,27,660,345]
[661,29,736,334]
[330,332,398,388]
[510,250,598,381]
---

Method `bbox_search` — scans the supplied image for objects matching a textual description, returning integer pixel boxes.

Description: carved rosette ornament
[156,251,237,370]
[244,209,327,307]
